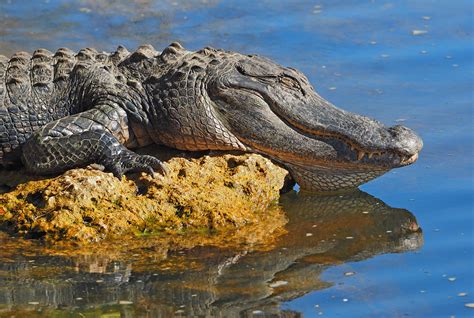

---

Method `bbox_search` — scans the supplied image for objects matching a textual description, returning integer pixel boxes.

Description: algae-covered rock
[0,153,288,243]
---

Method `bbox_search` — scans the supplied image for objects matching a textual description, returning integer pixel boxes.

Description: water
[0,0,472,317]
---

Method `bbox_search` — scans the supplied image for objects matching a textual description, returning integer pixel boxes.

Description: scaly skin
[0,42,423,191]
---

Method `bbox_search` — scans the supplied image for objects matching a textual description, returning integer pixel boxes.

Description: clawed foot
[103,151,168,178]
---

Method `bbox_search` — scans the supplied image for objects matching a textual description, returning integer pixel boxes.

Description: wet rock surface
[0,149,288,243]
[0,189,422,317]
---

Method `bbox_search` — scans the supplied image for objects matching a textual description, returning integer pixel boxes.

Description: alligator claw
[131,154,168,177]
[103,152,167,179]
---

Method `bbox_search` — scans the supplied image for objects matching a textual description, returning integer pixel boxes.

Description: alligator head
[146,43,423,191]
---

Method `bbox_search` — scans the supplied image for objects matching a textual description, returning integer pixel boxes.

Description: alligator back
[0,45,144,166]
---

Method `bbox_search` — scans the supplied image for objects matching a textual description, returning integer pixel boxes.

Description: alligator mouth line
[275,116,417,166]
[223,87,418,167]
[305,130,418,164]
[256,93,417,165]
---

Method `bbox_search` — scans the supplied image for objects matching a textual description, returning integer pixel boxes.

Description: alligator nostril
[389,125,409,135]
[388,125,423,155]
[406,221,420,232]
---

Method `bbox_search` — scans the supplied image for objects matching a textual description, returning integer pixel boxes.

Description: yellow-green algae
[0,153,288,244]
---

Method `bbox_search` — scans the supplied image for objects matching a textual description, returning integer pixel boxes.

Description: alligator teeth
[357,151,365,161]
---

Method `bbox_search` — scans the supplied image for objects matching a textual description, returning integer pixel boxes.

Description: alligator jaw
[277,117,422,191]
[267,94,423,169]
[399,152,419,166]
[285,163,389,192]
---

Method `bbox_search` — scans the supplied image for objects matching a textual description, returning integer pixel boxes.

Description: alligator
[0,42,422,191]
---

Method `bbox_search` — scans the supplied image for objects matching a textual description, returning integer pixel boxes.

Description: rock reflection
[0,190,422,317]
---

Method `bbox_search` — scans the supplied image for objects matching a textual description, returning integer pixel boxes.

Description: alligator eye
[236,65,247,75]
[279,75,304,95]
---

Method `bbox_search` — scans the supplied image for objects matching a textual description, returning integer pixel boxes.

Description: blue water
[0,0,473,317]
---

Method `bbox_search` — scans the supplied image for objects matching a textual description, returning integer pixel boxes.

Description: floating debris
[252,310,264,315]
[329,87,337,90]
[346,236,354,240]
[412,30,428,36]
[76,297,83,300]
[96,279,104,283]
[119,300,133,305]
[362,211,369,214]
[448,277,456,282]
[344,271,356,276]
[386,230,393,233]
[370,41,377,45]
[342,298,349,302]
[452,64,459,68]
[422,16,431,20]
[28,302,40,305]
[458,292,468,297]
[79,7,92,13]
[465,303,474,308]
[380,54,390,58]
[269,280,288,288]
[420,290,426,293]
[420,50,428,54]
[306,233,313,237]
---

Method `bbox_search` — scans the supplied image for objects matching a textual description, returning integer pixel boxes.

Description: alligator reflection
[0,190,422,317]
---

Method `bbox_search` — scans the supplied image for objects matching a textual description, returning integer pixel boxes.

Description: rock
[0,152,289,243]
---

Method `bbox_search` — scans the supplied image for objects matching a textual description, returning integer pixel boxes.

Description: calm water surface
[0,0,472,317]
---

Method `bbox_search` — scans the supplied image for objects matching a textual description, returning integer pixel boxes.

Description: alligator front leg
[21,105,166,178]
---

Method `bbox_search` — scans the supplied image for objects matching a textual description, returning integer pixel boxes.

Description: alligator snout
[388,125,423,157]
